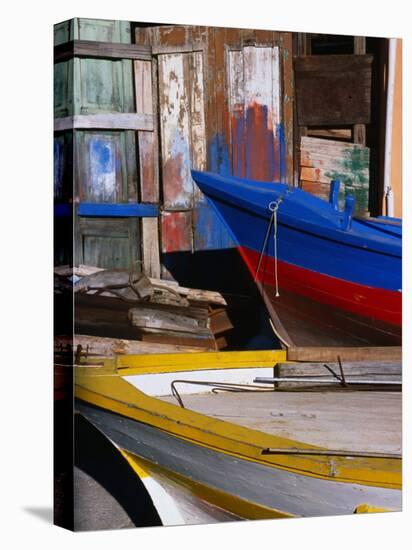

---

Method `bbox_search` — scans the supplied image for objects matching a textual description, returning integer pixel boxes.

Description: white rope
[272,203,280,297]
[254,199,282,299]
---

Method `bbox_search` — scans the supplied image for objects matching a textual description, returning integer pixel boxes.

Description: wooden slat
[141,218,161,278]
[243,45,282,181]
[294,54,372,126]
[228,49,245,177]
[158,54,193,209]
[54,40,152,62]
[189,51,207,175]
[287,347,402,362]
[280,32,294,185]
[306,128,352,140]
[55,334,206,356]
[141,332,216,350]
[54,113,154,131]
[134,56,161,278]
[300,136,370,213]
[128,307,210,335]
[78,203,158,217]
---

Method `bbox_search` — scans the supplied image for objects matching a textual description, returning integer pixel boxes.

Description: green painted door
[54,18,141,270]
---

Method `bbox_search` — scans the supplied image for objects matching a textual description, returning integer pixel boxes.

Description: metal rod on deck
[261,448,401,459]
[254,377,401,386]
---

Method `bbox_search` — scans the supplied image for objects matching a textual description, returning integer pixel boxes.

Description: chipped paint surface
[87,137,119,202]
[301,137,370,214]
[161,211,193,253]
[227,46,285,182]
[159,54,193,209]
[153,32,292,254]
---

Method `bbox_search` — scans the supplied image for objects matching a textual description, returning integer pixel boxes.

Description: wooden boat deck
[161,390,401,454]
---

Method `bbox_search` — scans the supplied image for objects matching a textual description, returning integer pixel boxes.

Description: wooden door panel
[76,217,140,269]
[54,60,74,118]
[75,131,137,203]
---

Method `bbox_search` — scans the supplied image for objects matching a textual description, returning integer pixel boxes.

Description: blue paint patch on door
[208,133,231,176]
[193,199,235,250]
[88,137,118,202]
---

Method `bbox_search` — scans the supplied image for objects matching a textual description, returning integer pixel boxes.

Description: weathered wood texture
[55,19,145,272]
[75,217,140,269]
[300,136,370,213]
[134,58,161,277]
[128,307,211,335]
[160,211,193,253]
[170,391,401,453]
[137,24,294,258]
[294,54,373,126]
[54,40,152,62]
[54,113,154,131]
[287,346,402,362]
[274,360,401,388]
[228,45,283,181]
[55,334,206,357]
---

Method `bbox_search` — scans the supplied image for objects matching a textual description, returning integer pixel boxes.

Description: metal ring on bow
[269,199,282,212]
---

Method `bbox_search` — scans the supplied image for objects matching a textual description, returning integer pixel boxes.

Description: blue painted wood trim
[78,203,159,217]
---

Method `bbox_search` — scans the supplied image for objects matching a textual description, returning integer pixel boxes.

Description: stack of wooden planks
[55,265,233,355]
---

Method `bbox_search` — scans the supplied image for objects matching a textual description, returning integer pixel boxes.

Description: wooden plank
[134,59,153,114]
[280,32,294,185]
[78,203,158,217]
[306,128,352,140]
[300,136,370,213]
[243,46,282,181]
[128,307,209,335]
[54,113,154,131]
[228,49,245,177]
[158,53,193,209]
[287,346,402,362]
[141,218,161,278]
[189,51,207,175]
[208,308,234,335]
[353,36,367,146]
[55,334,206,356]
[54,40,152,62]
[141,332,216,350]
[149,279,227,306]
[294,54,372,126]
[134,57,160,277]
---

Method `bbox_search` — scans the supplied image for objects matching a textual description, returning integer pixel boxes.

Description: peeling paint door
[227,46,284,182]
[157,50,233,254]
[54,18,141,270]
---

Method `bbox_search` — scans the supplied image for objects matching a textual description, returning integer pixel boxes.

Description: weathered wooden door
[54,18,144,270]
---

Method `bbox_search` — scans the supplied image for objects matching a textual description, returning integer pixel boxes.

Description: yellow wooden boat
[74,350,401,524]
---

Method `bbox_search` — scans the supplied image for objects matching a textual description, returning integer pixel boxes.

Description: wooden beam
[287,346,402,362]
[353,36,367,146]
[77,203,159,218]
[141,218,161,278]
[54,113,155,132]
[55,334,206,357]
[54,40,152,63]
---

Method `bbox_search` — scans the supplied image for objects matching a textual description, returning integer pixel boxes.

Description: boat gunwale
[191,171,401,258]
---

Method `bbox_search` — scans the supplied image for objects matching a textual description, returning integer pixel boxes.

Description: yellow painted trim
[121,450,294,520]
[118,449,149,479]
[75,369,401,490]
[354,504,394,514]
[115,349,287,375]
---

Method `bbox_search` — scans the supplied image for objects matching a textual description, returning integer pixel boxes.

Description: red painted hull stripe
[238,246,402,327]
